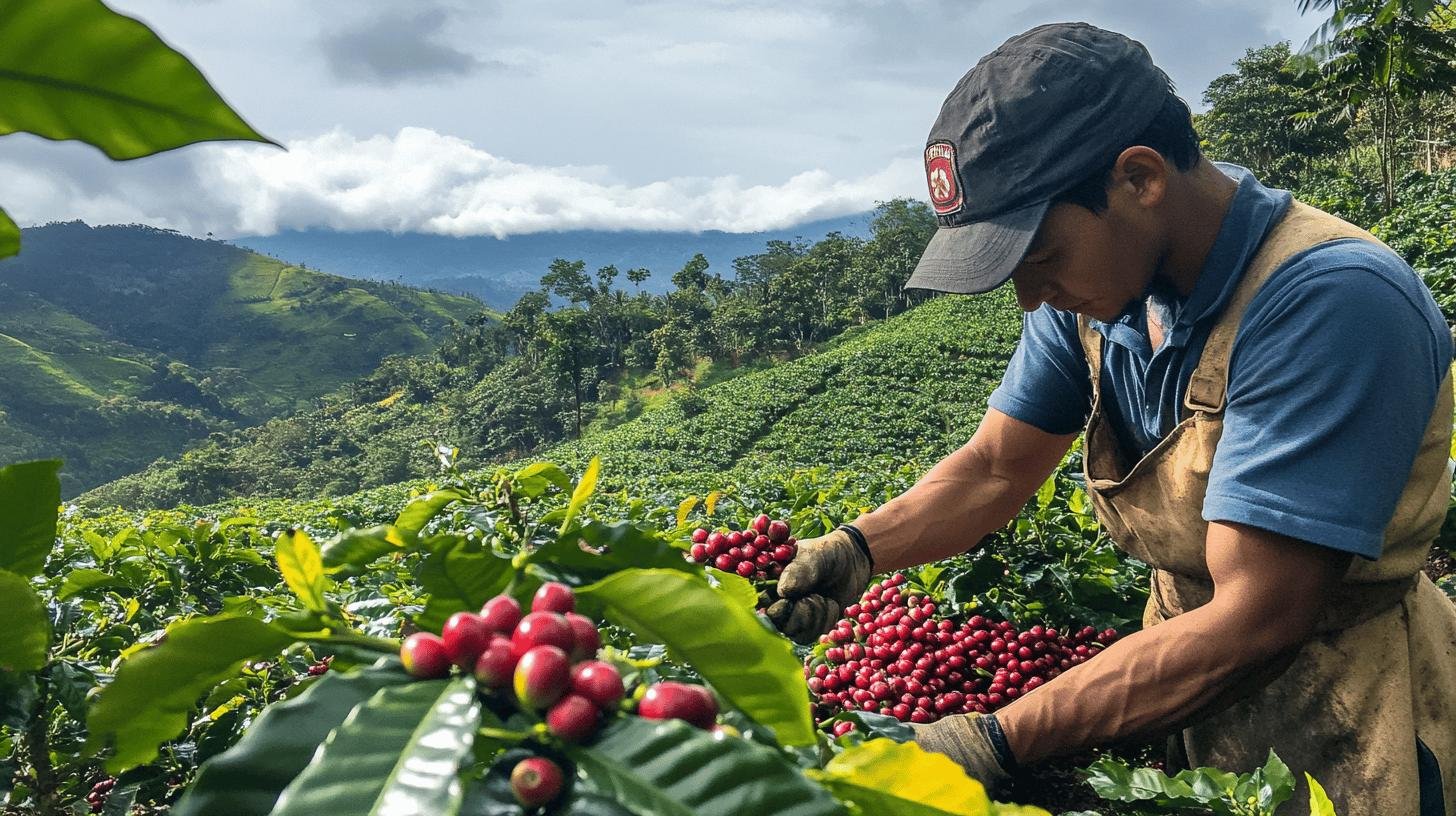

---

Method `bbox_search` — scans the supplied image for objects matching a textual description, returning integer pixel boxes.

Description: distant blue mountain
[233,213,875,310]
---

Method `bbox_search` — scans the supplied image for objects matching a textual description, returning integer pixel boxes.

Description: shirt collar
[1086,162,1293,352]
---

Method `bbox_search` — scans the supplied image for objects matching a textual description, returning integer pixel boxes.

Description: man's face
[1006,161,1166,322]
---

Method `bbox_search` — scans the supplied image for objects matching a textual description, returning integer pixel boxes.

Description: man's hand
[910,713,1014,794]
[765,528,871,643]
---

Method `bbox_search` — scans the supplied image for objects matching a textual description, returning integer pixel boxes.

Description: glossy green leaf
[270,677,481,816]
[1306,773,1337,816]
[320,525,417,575]
[56,568,125,599]
[561,456,601,531]
[1253,749,1296,812]
[512,462,572,499]
[569,716,845,816]
[522,521,697,588]
[577,568,815,746]
[811,738,991,816]
[0,207,17,259]
[0,570,48,671]
[0,459,61,577]
[0,0,274,159]
[416,539,515,633]
[274,530,327,613]
[396,488,469,534]
[86,615,295,771]
[1084,757,1202,806]
[710,568,759,611]
[172,662,410,816]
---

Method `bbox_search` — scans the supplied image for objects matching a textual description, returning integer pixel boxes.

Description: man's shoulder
[1262,235,1439,320]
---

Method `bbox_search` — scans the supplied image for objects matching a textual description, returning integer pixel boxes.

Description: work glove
[764,527,872,644]
[910,712,1015,795]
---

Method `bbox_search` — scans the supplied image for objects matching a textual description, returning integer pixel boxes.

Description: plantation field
[0,224,486,495]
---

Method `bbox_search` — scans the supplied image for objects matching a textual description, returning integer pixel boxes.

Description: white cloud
[0,128,924,238]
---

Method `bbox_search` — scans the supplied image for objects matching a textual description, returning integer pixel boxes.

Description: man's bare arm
[852,408,1078,573]
[995,520,1351,764]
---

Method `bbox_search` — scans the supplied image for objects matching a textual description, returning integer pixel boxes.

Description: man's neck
[1156,159,1240,298]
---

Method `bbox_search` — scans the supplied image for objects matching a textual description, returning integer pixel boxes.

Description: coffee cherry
[514,645,571,709]
[767,521,791,543]
[480,595,523,635]
[442,612,494,669]
[751,514,771,534]
[638,682,718,729]
[564,612,601,661]
[547,693,601,742]
[473,637,517,688]
[691,528,709,544]
[570,661,625,709]
[510,757,565,808]
[512,612,575,657]
[400,632,452,679]
[533,582,576,615]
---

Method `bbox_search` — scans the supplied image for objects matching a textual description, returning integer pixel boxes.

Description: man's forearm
[851,446,1026,573]
[994,600,1294,764]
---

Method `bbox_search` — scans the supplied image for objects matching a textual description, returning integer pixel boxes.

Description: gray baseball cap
[906,23,1175,294]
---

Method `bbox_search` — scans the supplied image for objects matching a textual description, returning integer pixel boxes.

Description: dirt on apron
[1076,201,1456,815]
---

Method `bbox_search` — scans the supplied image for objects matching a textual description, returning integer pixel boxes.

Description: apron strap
[1077,314,1103,401]
[1183,200,1388,414]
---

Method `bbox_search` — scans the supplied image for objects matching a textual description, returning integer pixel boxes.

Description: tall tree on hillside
[1200,43,1350,187]
[852,199,938,319]
[1296,0,1456,208]
[542,307,596,438]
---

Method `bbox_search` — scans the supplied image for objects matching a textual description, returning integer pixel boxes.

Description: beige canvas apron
[1076,201,1456,815]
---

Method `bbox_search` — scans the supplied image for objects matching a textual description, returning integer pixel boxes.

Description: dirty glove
[765,526,872,644]
[910,712,1016,795]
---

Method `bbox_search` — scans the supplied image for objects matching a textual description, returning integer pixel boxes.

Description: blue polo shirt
[988,163,1452,560]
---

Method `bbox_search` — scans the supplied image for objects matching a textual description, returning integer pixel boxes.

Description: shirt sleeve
[1203,241,1453,560]
[987,304,1093,434]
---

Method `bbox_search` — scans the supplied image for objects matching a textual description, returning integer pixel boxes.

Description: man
[766,22,1456,816]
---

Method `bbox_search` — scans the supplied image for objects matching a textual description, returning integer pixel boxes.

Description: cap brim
[905,199,1049,295]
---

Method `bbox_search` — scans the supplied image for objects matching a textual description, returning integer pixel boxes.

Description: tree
[1295,0,1456,208]
[1199,43,1350,187]
[541,308,597,438]
[852,199,937,320]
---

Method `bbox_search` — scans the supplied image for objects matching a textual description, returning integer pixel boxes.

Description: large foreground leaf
[171,662,410,816]
[0,0,273,158]
[0,207,17,259]
[416,539,515,632]
[810,739,992,816]
[86,615,295,771]
[0,570,48,671]
[0,459,61,577]
[270,677,481,816]
[578,568,815,745]
[569,717,846,816]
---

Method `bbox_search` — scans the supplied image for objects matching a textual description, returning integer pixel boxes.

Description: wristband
[836,524,875,572]
[981,713,1019,773]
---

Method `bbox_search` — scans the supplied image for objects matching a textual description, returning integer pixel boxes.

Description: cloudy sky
[1,0,1320,238]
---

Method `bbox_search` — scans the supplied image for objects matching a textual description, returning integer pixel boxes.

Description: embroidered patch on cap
[924,141,963,216]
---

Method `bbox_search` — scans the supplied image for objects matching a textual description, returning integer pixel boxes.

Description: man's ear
[1111,146,1168,209]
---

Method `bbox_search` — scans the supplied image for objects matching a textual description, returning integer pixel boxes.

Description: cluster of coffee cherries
[85,778,115,813]
[687,514,797,581]
[305,655,332,676]
[398,582,721,809]
[806,573,1119,735]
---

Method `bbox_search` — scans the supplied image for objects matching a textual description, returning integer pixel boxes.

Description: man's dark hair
[1050,93,1201,213]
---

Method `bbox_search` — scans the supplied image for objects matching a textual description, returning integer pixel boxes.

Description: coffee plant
[0,450,1360,815]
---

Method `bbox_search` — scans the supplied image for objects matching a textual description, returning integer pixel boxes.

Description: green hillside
[0,222,485,495]
[81,291,1023,514]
